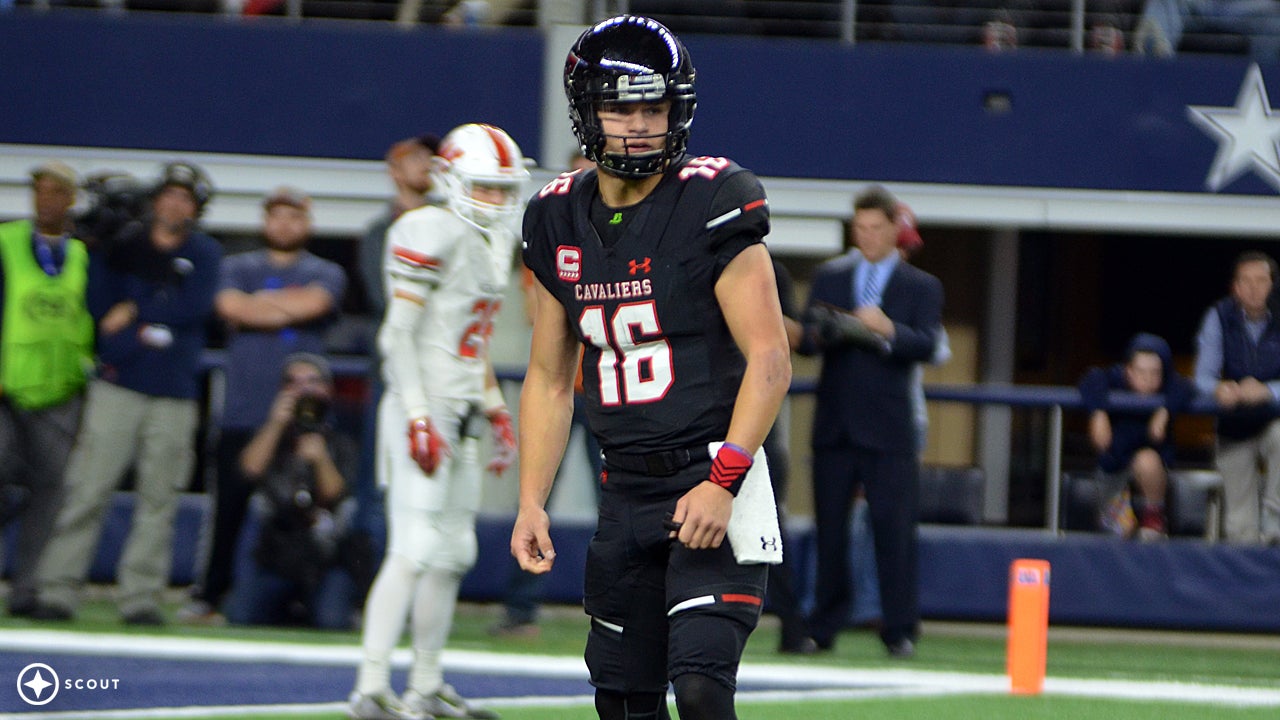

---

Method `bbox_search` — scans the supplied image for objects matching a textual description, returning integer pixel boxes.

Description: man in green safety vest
[0,160,94,618]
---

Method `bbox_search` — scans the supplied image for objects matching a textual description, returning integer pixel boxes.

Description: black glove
[805,304,887,354]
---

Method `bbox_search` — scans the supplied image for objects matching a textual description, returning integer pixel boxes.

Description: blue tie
[859,264,882,308]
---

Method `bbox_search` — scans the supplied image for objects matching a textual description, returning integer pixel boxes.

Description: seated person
[223,353,366,629]
[1078,333,1194,540]
[1135,0,1280,59]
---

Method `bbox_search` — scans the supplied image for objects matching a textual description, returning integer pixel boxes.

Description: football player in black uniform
[513,15,792,720]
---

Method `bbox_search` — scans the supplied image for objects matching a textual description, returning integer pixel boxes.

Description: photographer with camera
[180,186,348,626]
[32,161,222,625]
[0,161,95,618]
[222,353,364,629]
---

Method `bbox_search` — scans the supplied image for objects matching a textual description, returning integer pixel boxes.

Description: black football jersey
[522,155,770,454]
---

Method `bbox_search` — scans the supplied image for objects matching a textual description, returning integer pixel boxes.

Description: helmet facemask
[440,172,526,230]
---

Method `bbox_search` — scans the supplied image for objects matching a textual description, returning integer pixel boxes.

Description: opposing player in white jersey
[349,123,528,720]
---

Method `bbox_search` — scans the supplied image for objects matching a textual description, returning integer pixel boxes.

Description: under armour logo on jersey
[760,536,779,552]
[628,257,652,275]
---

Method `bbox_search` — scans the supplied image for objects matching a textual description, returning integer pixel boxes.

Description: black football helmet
[564,15,696,179]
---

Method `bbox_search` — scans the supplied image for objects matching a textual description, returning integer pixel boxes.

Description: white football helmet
[435,123,530,230]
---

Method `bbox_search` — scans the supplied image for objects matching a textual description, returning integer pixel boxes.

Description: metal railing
[6,0,1269,57]
[200,349,1221,535]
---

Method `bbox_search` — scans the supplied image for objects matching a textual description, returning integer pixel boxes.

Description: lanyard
[32,234,67,276]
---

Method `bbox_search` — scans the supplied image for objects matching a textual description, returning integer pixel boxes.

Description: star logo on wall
[1187,64,1280,193]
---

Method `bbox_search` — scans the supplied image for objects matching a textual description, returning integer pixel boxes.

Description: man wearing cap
[359,135,440,318]
[0,162,94,617]
[33,161,222,624]
[180,186,347,624]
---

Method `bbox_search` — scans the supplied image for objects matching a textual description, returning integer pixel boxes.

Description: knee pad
[672,672,735,720]
[585,608,668,696]
[387,509,477,574]
[594,689,670,720]
[666,606,753,690]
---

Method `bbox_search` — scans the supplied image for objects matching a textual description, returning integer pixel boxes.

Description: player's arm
[483,356,517,476]
[381,222,451,474]
[382,283,452,475]
[512,279,580,573]
[673,243,792,550]
[718,243,793,453]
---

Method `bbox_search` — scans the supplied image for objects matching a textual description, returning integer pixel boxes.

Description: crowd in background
[3,145,1279,642]
[3,0,1280,58]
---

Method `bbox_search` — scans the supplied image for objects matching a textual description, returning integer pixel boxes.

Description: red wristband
[709,442,754,496]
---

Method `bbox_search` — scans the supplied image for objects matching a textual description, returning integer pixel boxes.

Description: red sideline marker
[1007,558,1050,695]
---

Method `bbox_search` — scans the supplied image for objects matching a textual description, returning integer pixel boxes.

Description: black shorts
[582,461,767,694]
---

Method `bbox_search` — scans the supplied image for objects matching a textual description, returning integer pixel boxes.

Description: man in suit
[798,185,943,658]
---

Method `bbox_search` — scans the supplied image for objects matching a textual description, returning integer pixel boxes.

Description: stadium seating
[918,465,986,526]
[1059,469,1223,540]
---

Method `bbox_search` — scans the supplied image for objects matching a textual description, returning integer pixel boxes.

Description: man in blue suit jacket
[797,185,943,658]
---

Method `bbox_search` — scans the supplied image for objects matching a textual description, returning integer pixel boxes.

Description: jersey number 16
[579,301,673,406]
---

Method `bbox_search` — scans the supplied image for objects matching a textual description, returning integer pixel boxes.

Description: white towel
[710,441,783,565]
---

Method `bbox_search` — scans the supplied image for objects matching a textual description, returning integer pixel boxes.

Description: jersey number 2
[459,299,501,358]
[579,301,673,405]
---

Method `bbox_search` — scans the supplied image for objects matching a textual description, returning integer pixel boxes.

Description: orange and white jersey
[377,203,517,415]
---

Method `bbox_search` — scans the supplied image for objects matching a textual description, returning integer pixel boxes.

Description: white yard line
[2,628,1278,719]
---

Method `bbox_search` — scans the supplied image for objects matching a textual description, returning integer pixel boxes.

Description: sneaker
[404,684,498,719]
[176,600,226,626]
[778,636,820,655]
[30,603,75,622]
[7,595,37,618]
[348,691,428,720]
[885,638,916,659]
[122,607,165,626]
[487,617,540,639]
[1100,489,1137,538]
[1137,506,1167,542]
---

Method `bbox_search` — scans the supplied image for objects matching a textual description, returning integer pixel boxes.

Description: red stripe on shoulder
[742,199,767,213]
[393,246,442,270]
[721,593,763,606]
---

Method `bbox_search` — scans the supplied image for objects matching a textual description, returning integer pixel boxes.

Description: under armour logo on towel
[760,537,779,552]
